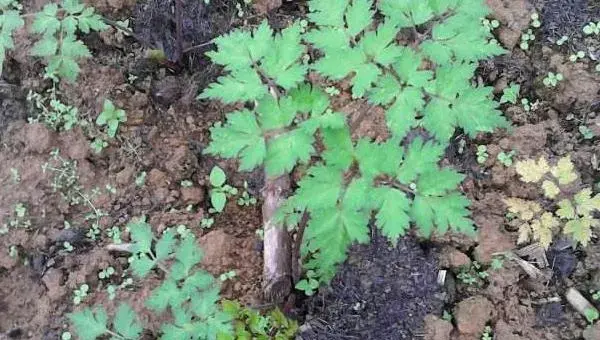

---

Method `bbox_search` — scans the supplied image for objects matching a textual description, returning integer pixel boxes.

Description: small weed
[90,138,108,154]
[569,51,586,62]
[579,125,595,140]
[200,217,215,229]
[556,35,568,46]
[296,270,320,296]
[324,86,340,96]
[209,166,237,213]
[591,290,600,301]
[105,184,116,195]
[585,307,599,323]
[458,261,489,285]
[500,83,520,104]
[10,168,20,183]
[520,29,536,50]
[73,283,89,305]
[61,331,72,340]
[107,226,122,244]
[8,245,18,258]
[583,22,600,35]
[481,325,493,340]
[27,88,79,131]
[63,241,74,252]
[530,12,541,28]
[180,180,193,188]
[497,150,516,167]
[237,181,257,206]
[219,270,237,282]
[482,18,499,32]
[477,145,488,164]
[442,310,453,322]
[96,99,126,138]
[98,266,115,280]
[135,171,147,187]
[543,72,563,88]
[490,256,505,270]
[223,300,298,339]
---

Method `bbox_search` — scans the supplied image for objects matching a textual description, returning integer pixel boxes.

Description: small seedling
[482,18,500,32]
[105,184,116,195]
[10,168,20,183]
[585,307,599,323]
[237,181,257,206]
[324,86,340,96]
[530,13,541,28]
[490,256,505,270]
[584,22,600,35]
[442,310,453,322]
[208,166,237,213]
[61,332,72,340]
[497,150,516,166]
[106,284,117,300]
[579,125,595,140]
[96,99,127,138]
[500,83,520,104]
[481,326,493,340]
[90,138,108,154]
[591,290,600,301]
[63,241,74,252]
[135,171,147,187]
[556,35,568,46]
[175,224,192,239]
[520,29,535,50]
[477,145,488,164]
[219,270,237,282]
[296,270,320,296]
[569,51,586,62]
[99,266,115,279]
[8,245,18,258]
[458,261,489,285]
[107,226,122,244]
[522,98,531,111]
[543,72,563,87]
[200,217,214,229]
[73,283,89,305]
[180,180,193,188]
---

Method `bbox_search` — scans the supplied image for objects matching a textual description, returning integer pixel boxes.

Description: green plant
[27,87,79,131]
[200,217,215,229]
[181,180,193,188]
[579,125,595,140]
[556,35,568,46]
[200,0,509,288]
[481,18,499,32]
[219,270,236,282]
[584,22,600,35]
[61,331,72,340]
[499,83,520,104]
[63,241,74,252]
[520,29,535,50]
[10,167,20,183]
[591,290,600,301]
[237,181,257,206]
[481,325,493,340]
[208,166,237,213]
[457,261,488,286]
[221,300,298,340]
[90,138,108,154]
[135,171,147,187]
[477,145,488,164]
[543,72,563,88]
[70,218,234,339]
[73,283,89,305]
[506,156,600,247]
[530,12,541,28]
[585,307,599,323]
[107,226,122,244]
[99,266,116,280]
[497,150,516,166]
[96,99,127,138]
[569,51,586,62]
[490,256,505,270]
[0,0,24,74]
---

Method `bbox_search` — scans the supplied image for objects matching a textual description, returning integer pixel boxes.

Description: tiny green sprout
[200,217,214,229]
[296,270,320,296]
[476,145,488,164]
[591,290,600,301]
[543,72,563,88]
[105,184,116,195]
[61,331,72,340]
[63,241,74,252]
[481,326,493,340]
[90,138,108,154]
[556,35,568,46]
[500,83,520,104]
[482,18,500,32]
[15,203,26,218]
[580,125,595,140]
[8,245,18,258]
[497,150,516,167]
[457,271,477,285]
[237,181,257,206]
[96,99,127,138]
[181,180,193,188]
[325,86,340,96]
[531,13,541,28]
[106,284,117,300]
[107,226,121,244]
[570,51,586,62]
[219,270,237,282]
[176,224,192,238]
[442,310,453,322]
[521,98,531,111]
[583,22,600,35]
[208,166,237,213]
[10,168,20,183]
[595,64,600,73]
[73,283,89,305]
[135,171,147,187]
[584,307,599,323]
[98,266,115,279]
[299,19,308,33]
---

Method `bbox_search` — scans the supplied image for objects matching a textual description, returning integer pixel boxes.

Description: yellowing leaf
[542,180,560,199]
[515,157,549,183]
[535,212,559,248]
[574,188,600,217]
[504,198,541,221]
[550,156,578,185]
[517,222,531,245]
[557,199,575,219]
[564,217,597,246]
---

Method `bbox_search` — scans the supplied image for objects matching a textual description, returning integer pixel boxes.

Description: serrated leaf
[307,0,349,28]
[264,129,315,177]
[146,279,182,312]
[31,3,60,36]
[261,22,306,90]
[379,0,433,27]
[534,212,559,248]
[417,169,464,196]
[292,165,343,212]
[359,20,399,60]
[515,157,550,183]
[374,187,410,242]
[30,36,58,57]
[504,198,541,221]
[155,230,176,261]
[175,236,203,276]
[564,217,597,246]
[397,138,445,183]
[411,192,474,236]
[355,139,403,179]
[345,0,373,36]
[76,7,108,33]
[517,223,531,245]
[62,36,92,58]
[350,63,380,98]
[199,69,267,103]
[557,199,575,219]
[542,180,560,199]
[256,95,297,131]
[204,110,266,171]
[304,27,349,55]
[385,89,423,139]
[128,220,153,254]
[113,304,143,339]
[130,255,156,278]
[551,156,578,185]
[321,128,354,170]
[62,0,85,14]
[574,188,600,217]
[68,308,109,340]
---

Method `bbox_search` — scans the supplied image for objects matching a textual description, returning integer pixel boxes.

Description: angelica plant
[200,0,509,289]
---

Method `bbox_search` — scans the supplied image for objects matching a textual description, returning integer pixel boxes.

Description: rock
[583,321,600,340]
[494,320,526,340]
[148,169,168,187]
[439,247,471,269]
[472,194,514,263]
[164,145,197,181]
[485,0,533,48]
[116,166,136,186]
[42,268,65,301]
[253,0,282,14]
[423,315,453,340]
[180,186,205,205]
[23,123,54,154]
[454,296,493,335]
[199,230,236,272]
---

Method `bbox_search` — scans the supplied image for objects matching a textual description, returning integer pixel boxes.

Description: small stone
[440,247,471,269]
[454,296,493,335]
[116,166,136,186]
[199,230,236,271]
[42,268,65,301]
[583,321,600,340]
[424,315,453,340]
[186,116,194,125]
[23,123,54,154]
[181,187,205,205]
[148,169,168,187]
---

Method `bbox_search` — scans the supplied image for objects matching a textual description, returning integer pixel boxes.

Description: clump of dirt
[300,235,444,340]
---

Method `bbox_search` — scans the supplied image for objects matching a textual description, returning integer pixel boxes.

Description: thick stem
[262,174,292,303]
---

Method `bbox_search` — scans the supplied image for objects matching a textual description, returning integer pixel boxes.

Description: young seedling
[543,72,563,88]
[96,99,127,138]
[208,166,237,213]
[482,18,500,32]
[295,270,320,296]
[583,22,600,35]
[61,332,72,340]
[73,283,89,305]
[520,29,536,50]
[324,86,340,96]
[63,241,74,252]
[200,217,215,229]
[569,51,586,62]
[530,13,541,28]
[10,168,20,183]
[522,98,531,111]
[556,35,568,46]
[135,171,146,187]
[98,266,115,280]
[497,150,516,166]
[585,307,599,323]
[90,138,108,154]
[219,270,237,282]
[579,125,595,140]
[180,180,193,188]
[481,326,493,340]
[477,145,489,164]
[237,181,257,206]
[500,83,520,104]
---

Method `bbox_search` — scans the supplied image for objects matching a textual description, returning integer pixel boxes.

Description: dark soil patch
[300,235,443,340]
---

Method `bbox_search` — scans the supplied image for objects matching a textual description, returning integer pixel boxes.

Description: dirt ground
[1,0,600,339]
